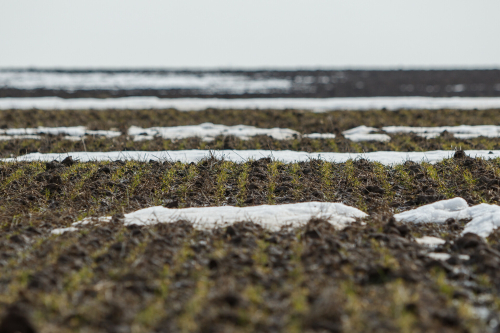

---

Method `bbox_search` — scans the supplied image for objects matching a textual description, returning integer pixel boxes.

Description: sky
[1,0,499,69]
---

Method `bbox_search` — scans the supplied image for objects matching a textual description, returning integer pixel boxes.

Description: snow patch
[129,124,388,142]
[128,123,299,142]
[3,150,500,165]
[0,126,120,139]
[342,125,391,142]
[51,227,79,235]
[427,253,470,261]
[415,236,446,247]
[60,202,368,232]
[0,135,42,141]
[394,198,470,224]
[303,133,336,139]
[383,125,500,140]
[3,96,500,111]
[0,71,291,93]
[1,126,86,137]
[395,197,500,237]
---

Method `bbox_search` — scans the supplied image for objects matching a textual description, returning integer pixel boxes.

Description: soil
[2,132,500,159]
[2,69,500,98]
[2,212,500,332]
[2,109,500,133]
[1,108,500,159]
[2,153,500,332]
[2,101,500,331]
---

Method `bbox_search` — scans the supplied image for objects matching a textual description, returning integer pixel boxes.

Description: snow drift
[395,197,500,237]
[51,201,367,234]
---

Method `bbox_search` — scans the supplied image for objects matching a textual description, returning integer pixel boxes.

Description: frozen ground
[3,96,500,111]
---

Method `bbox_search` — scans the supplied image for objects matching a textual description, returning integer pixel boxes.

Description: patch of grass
[215,161,231,206]
[236,163,250,206]
[266,161,281,204]
[320,161,336,201]
[177,163,198,207]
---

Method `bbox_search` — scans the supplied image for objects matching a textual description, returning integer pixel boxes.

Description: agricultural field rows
[2,149,500,331]
[2,106,500,332]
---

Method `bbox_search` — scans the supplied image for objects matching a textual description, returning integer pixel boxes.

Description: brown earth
[2,213,500,332]
[1,154,500,332]
[1,153,500,229]
[2,105,500,332]
[1,109,500,131]
[2,133,500,159]
[2,108,500,159]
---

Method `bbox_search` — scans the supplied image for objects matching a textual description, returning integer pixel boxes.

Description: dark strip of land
[1,109,500,131]
[2,69,500,98]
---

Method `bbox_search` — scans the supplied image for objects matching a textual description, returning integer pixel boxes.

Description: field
[1,68,500,333]
[2,109,500,159]
[1,106,500,333]
[2,69,500,98]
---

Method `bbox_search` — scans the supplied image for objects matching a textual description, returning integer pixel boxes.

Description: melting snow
[383,125,500,140]
[0,124,388,143]
[0,135,42,141]
[51,202,367,234]
[1,126,86,136]
[427,253,470,261]
[394,198,470,223]
[0,71,291,93]
[303,133,336,139]
[3,150,500,165]
[129,124,389,142]
[51,227,79,235]
[342,126,391,142]
[3,96,500,111]
[5,123,500,143]
[395,197,500,237]
[415,236,446,247]
[0,126,121,139]
[128,123,299,142]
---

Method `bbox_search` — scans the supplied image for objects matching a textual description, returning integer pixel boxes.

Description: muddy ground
[2,106,500,332]
[1,108,500,159]
[2,109,500,132]
[3,133,500,159]
[1,153,500,331]
[2,69,500,98]
[2,203,500,332]
[2,152,500,226]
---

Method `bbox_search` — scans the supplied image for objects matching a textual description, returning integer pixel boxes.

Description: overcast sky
[1,0,499,69]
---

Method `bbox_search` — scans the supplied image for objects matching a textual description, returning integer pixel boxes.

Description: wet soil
[2,215,500,332]
[2,109,500,133]
[2,69,500,98]
[3,132,500,159]
[1,153,500,229]
[2,108,500,159]
[1,155,500,331]
[2,104,500,331]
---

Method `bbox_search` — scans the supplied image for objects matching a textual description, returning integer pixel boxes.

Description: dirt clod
[0,305,36,333]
